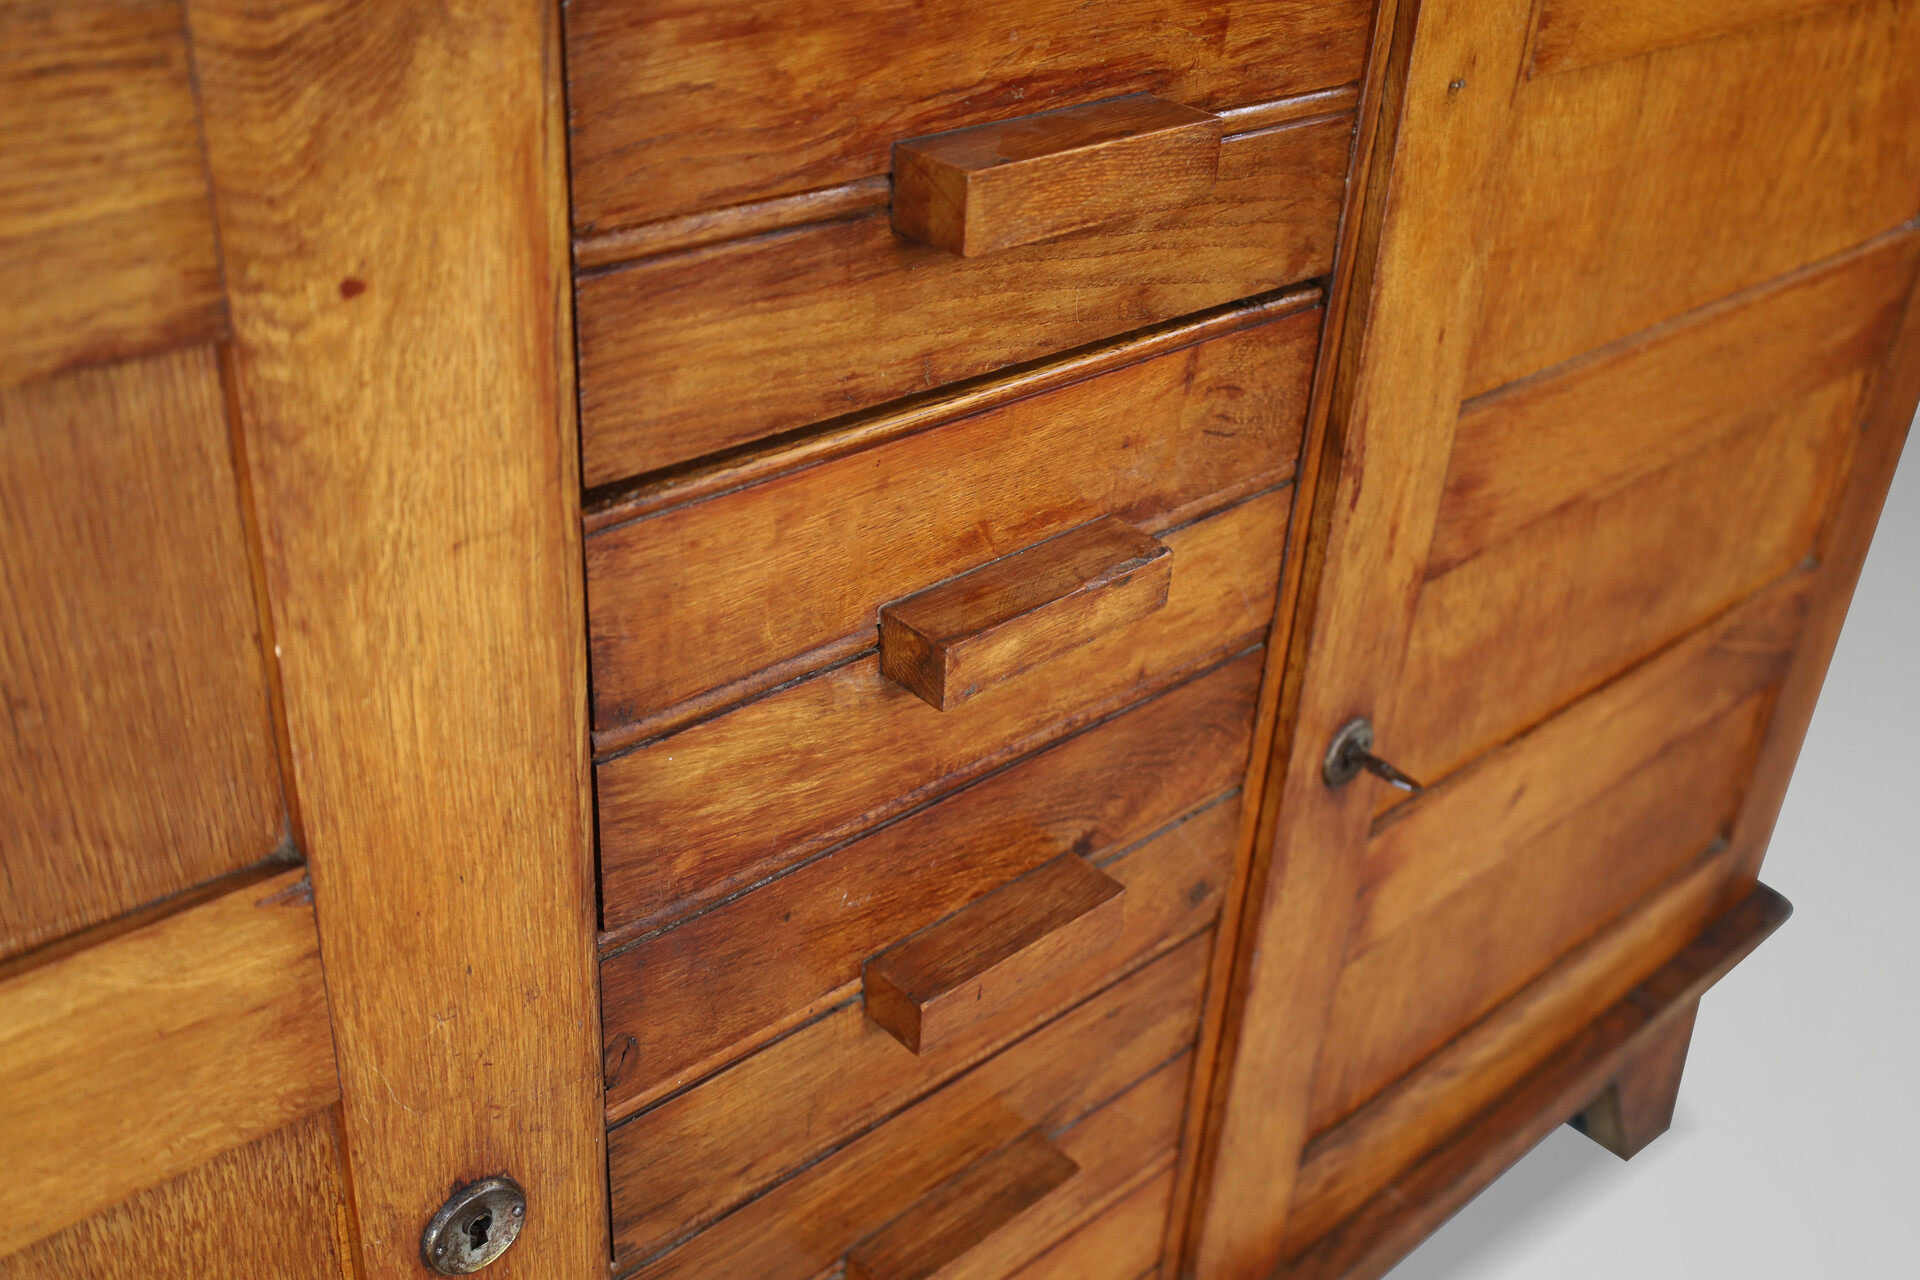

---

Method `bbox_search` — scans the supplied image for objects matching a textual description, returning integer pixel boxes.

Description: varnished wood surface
[186,1,606,1275]
[1282,885,1791,1280]
[618,937,1203,1277]
[1727,222,1920,890]
[845,1130,1079,1280]
[0,0,224,389]
[605,808,1236,1261]
[1355,580,1807,955]
[1308,702,1764,1140]
[0,1108,353,1280]
[892,94,1223,257]
[865,855,1127,1055]
[563,0,1373,233]
[598,489,1288,935]
[601,655,1254,1116]
[575,116,1351,483]
[1286,850,1748,1251]
[879,519,1172,711]
[1186,5,1537,1274]
[1391,366,1858,799]
[1572,999,1698,1159]
[0,346,287,961]
[1006,1165,1172,1280]
[1431,230,1919,577]
[0,867,338,1256]
[587,302,1315,739]
[1468,0,1920,396]
[1530,0,1850,75]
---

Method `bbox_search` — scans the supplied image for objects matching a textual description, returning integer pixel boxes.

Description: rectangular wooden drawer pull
[891,93,1224,256]
[864,853,1127,1054]
[846,1129,1079,1280]
[879,515,1173,711]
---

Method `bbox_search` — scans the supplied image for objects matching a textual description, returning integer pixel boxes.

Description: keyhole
[466,1213,492,1253]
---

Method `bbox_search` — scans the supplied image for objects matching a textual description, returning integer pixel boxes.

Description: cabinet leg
[1571,999,1699,1159]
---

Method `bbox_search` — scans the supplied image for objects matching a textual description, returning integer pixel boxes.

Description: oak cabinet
[2,1,1914,1278]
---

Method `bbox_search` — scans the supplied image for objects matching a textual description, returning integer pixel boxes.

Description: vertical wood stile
[180,2,605,1276]
[1185,1,1538,1275]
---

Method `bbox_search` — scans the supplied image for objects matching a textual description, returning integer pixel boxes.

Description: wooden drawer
[602,652,1257,1119]
[585,295,1318,742]
[609,931,1209,1277]
[563,0,1374,236]
[597,484,1289,935]
[576,117,1349,484]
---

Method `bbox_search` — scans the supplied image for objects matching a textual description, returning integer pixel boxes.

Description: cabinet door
[1188,0,1920,1276]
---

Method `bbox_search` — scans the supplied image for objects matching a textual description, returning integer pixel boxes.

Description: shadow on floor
[1385,1125,1621,1279]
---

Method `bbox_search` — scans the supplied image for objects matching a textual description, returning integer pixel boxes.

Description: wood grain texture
[601,655,1255,1116]
[1391,369,1860,792]
[1530,0,1851,75]
[1432,230,1920,576]
[1726,237,1920,890]
[0,867,339,1256]
[1287,850,1746,1252]
[880,519,1172,711]
[605,810,1235,1261]
[0,1107,353,1280]
[184,2,605,1275]
[587,304,1316,737]
[866,855,1127,1054]
[1467,0,1920,396]
[1006,1164,1173,1280]
[1354,578,1809,953]
[846,1131,1080,1280]
[1282,886,1790,1280]
[0,345,287,961]
[1572,999,1698,1159]
[0,0,224,389]
[893,95,1222,257]
[563,0,1373,232]
[1186,5,1539,1275]
[576,117,1351,483]
[1307,701,1766,1141]
[617,938,1206,1276]
[598,488,1288,935]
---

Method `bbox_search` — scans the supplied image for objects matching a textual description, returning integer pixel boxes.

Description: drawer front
[602,652,1257,1118]
[577,117,1349,484]
[585,298,1318,738]
[597,485,1288,934]
[610,932,1210,1277]
[564,0,1374,234]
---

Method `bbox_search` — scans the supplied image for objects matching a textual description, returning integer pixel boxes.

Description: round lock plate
[421,1176,526,1274]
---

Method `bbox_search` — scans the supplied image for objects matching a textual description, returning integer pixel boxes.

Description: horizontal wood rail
[0,866,339,1256]
[1282,882,1791,1279]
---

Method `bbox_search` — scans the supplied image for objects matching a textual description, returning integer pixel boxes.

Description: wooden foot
[1571,999,1699,1159]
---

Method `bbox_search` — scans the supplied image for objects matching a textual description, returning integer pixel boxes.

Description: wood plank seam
[581,285,1323,534]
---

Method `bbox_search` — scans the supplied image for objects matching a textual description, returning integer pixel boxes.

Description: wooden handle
[891,93,1223,256]
[846,1129,1079,1280]
[879,515,1172,711]
[864,853,1126,1055]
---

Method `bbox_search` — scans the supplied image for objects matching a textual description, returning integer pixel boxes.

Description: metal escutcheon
[1322,717,1426,794]
[421,1176,526,1275]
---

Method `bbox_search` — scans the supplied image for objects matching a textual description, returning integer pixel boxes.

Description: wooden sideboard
[2,1,1914,1278]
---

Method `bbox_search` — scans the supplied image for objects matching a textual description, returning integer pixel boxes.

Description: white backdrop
[1389,420,1920,1278]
